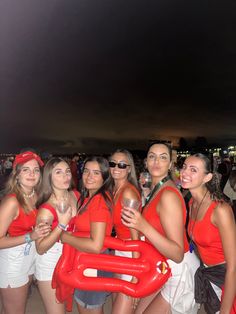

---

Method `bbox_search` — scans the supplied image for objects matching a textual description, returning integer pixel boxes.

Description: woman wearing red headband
[0,151,50,314]
[109,149,141,314]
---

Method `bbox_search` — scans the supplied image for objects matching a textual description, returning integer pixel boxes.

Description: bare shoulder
[213,201,235,226]
[0,195,19,220]
[161,184,183,203]
[0,194,19,210]
[123,185,140,200]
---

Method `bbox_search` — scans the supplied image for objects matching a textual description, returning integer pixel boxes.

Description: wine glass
[56,201,69,214]
[139,171,152,189]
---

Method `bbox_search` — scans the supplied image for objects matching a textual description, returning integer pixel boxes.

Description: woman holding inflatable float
[108,149,141,314]
[53,145,200,314]
[122,143,200,314]
[1,149,215,313]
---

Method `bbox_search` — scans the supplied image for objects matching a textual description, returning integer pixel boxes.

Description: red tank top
[142,186,189,253]
[7,194,37,236]
[113,182,141,240]
[38,190,80,232]
[188,200,225,265]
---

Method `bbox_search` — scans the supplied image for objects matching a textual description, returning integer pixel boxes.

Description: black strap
[143,174,171,209]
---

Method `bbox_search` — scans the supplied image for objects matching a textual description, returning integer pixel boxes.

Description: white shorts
[35,241,62,281]
[161,251,200,314]
[115,250,132,282]
[0,241,36,288]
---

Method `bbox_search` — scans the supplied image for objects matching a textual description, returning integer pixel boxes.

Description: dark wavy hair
[192,153,227,201]
[78,156,113,213]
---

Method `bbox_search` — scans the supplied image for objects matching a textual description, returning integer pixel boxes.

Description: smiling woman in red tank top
[181,153,236,314]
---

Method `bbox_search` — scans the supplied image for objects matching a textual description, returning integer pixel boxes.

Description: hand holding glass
[57,201,69,214]
[122,198,141,211]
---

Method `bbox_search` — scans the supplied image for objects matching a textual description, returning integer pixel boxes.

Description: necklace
[113,182,126,201]
[144,174,171,208]
[189,190,208,253]
[51,191,69,205]
[23,189,35,199]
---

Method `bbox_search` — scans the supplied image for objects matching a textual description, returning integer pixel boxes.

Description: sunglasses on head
[109,161,130,169]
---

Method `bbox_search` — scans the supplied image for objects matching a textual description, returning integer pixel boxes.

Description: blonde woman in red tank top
[180,153,236,314]
[0,151,50,314]
[121,143,200,314]
[109,149,141,314]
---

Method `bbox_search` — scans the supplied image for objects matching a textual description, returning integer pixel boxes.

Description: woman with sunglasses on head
[180,153,236,314]
[35,157,79,314]
[109,149,141,314]
[0,151,50,314]
[121,143,200,314]
[59,156,113,314]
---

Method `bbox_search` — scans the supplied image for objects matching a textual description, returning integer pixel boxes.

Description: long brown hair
[36,157,74,208]
[3,163,42,214]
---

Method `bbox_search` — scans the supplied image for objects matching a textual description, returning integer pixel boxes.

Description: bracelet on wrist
[25,233,32,243]
[57,223,68,231]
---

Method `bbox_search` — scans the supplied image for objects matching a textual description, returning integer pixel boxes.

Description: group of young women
[0,145,235,314]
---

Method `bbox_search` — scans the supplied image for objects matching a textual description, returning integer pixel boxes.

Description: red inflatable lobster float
[52,233,171,311]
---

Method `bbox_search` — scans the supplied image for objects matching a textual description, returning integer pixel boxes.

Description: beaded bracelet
[25,233,32,243]
[57,223,68,231]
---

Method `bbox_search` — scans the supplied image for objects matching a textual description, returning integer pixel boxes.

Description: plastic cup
[122,198,141,211]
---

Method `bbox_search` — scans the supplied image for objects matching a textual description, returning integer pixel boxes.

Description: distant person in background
[217,154,232,190]
[70,153,80,189]
[180,153,236,313]
[109,149,141,314]
[0,151,50,314]
[3,158,13,177]
[35,157,79,314]
[223,169,236,220]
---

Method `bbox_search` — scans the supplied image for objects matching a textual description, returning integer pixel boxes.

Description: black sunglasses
[109,161,130,169]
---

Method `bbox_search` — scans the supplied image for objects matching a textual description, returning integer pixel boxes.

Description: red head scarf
[13,151,44,169]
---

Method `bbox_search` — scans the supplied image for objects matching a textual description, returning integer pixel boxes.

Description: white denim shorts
[35,241,62,281]
[161,251,200,314]
[0,241,36,288]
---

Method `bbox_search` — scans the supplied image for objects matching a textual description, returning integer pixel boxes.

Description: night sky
[1,0,236,154]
